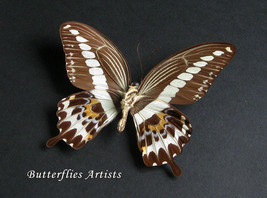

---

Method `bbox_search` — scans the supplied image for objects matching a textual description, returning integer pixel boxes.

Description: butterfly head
[130,82,139,87]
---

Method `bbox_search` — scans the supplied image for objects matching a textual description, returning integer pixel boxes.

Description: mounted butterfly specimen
[46,21,236,176]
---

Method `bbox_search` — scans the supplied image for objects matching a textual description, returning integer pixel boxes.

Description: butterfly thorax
[117,84,140,133]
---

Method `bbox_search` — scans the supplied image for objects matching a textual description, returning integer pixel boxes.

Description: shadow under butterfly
[46,21,236,177]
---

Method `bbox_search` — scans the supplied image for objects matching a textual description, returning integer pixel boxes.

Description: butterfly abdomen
[117,85,140,133]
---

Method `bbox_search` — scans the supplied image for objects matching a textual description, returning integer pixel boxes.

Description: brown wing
[47,91,120,149]
[131,99,192,176]
[131,42,235,176]
[138,43,236,104]
[46,21,131,149]
[60,21,130,93]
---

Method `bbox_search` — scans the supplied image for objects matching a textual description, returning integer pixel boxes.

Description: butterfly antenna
[145,46,161,69]
[137,42,144,81]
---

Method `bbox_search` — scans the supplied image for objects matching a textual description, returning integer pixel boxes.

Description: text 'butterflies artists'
[46,21,236,176]
[27,169,122,181]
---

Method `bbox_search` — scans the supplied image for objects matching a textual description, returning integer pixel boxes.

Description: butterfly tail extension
[169,160,182,177]
[46,91,119,149]
[46,136,60,148]
[132,99,192,176]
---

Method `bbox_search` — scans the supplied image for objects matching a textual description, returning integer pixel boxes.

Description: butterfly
[46,21,236,176]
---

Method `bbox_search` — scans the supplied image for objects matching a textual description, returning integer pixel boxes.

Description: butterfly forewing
[60,21,130,93]
[138,43,236,104]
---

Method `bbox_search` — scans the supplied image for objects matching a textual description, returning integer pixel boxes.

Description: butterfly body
[118,84,139,132]
[46,21,236,177]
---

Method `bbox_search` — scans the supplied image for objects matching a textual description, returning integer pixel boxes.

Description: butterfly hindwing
[132,99,192,176]
[46,91,119,149]
[138,43,236,104]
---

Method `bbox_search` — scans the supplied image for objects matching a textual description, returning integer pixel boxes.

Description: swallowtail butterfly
[46,21,236,176]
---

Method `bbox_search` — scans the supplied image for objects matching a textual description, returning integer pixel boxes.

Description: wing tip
[60,21,81,29]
